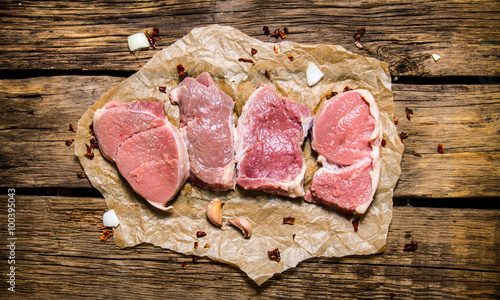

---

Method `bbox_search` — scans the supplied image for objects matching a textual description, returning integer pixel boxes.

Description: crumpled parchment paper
[75,25,404,285]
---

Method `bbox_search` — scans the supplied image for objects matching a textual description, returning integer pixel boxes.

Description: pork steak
[235,84,313,197]
[93,101,189,211]
[305,89,382,214]
[169,72,236,191]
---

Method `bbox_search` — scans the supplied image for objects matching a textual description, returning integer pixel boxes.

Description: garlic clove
[228,218,252,238]
[103,209,120,227]
[206,198,223,228]
[306,62,324,86]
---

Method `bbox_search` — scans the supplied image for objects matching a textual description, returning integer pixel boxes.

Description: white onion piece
[103,209,120,227]
[432,53,441,62]
[127,32,150,52]
[306,62,324,86]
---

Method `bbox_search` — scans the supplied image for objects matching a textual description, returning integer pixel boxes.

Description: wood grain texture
[0,0,499,76]
[1,76,499,198]
[0,195,498,299]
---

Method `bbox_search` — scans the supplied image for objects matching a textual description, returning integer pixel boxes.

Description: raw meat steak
[93,101,189,211]
[235,84,313,197]
[93,101,167,160]
[305,89,382,214]
[169,72,236,191]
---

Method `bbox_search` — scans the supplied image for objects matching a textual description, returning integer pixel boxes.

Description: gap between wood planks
[8,187,500,210]
[1,69,500,85]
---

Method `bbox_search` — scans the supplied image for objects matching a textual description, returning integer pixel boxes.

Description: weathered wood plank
[0,76,499,199]
[0,0,498,77]
[0,195,498,298]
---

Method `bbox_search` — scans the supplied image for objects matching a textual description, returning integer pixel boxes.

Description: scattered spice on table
[100,229,114,242]
[145,26,162,49]
[405,107,414,121]
[283,217,295,225]
[65,138,74,146]
[411,150,422,157]
[263,26,270,36]
[353,27,366,48]
[268,248,281,262]
[437,144,444,154]
[191,255,199,263]
[399,131,409,141]
[77,172,86,179]
[68,123,76,132]
[403,241,418,251]
[182,262,187,269]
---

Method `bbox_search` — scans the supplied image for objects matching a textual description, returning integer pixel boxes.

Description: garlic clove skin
[306,62,324,86]
[228,218,252,238]
[103,209,120,227]
[206,198,223,228]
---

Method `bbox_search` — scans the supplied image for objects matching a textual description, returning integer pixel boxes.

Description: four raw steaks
[94,74,382,215]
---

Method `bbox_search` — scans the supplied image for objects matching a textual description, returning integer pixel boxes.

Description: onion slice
[103,209,120,227]
[127,32,150,52]
[306,62,324,86]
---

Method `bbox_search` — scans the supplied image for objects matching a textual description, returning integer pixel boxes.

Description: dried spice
[270,28,281,39]
[177,64,187,81]
[268,248,281,262]
[352,218,360,232]
[405,107,414,121]
[65,138,74,146]
[292,234,296,241]
[399,132,408,140]
[194,241,198,249]
[287,54,294,61]
[191,255,199,263]
[381,139,387,147]
[182,262,187,269]
[326,91,338,99]
[437,144,444,154]
[353,27,366,41]
[283,27,290,34]
[204,243,210,248]
[89,123,94,136]
[145,26,162,49]
[90,137,99,149]
[273,45,278,54]
[84,144,94,159]
[403,241,418,251]
[159,86,167,93]
[77,172,86,179]
[411,150,422,157]
[279,30,286,39]
[283,217,295,225]
[263,26,270,36]
[264,69,271,79]
[196,231,206,238]
[238,58,255,65]
[394,120,399,125]
[343,86,351,92]
[251,48,257,57]
[68,123,76,132]
[100,229,114,242]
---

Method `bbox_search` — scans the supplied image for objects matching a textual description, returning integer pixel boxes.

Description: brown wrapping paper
[75,25,404,285]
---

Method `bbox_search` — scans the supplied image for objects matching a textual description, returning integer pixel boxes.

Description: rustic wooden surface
[0,0,499,299]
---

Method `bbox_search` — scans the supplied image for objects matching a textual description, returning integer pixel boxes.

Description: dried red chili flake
[177,64,187,81]
[90,137,99,149]
[191,255,199,263]
[273,45,278,54]
[351,218,360,232]
[152,26,160,36]
[145,26,162,49]
[405,107,414,121]
[411,150,422,157]
[159,86,167,93]
[283,27,290,34]
[263,26,270,36]
[353,27,366,41]
[251,48,257,57]
[326,91,338,99]
[204,243,210,248]
[100,229,114,242]
[89,123,94,136]
[287,54,294,61]
[358,27,366,34]
[65,138,74,146]
[399,131,409,140]
[343,86,351,92]
[279,30,286,39]
[270,28,281,39]
[283,217,295,225]
[194,241,199,249]
[84,144,94,159]
[268,248,281,262]
[68,123,76,132]
[238,58,255,65]
[196,231,206,238]
[77,172,86,179]
[394,120,399,125]
[182,262,187,269]
[264,69,271,79]
[403,241,418,251]
[437,144,444,154]
[381,139,387,147]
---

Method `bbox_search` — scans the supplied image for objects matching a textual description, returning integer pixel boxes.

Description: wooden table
[1,1,499,298]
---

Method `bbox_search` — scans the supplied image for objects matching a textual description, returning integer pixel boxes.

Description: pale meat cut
[169,72,236,191]
[235,84,313,197]
[93,101,189,211]
[305,90,382,214]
